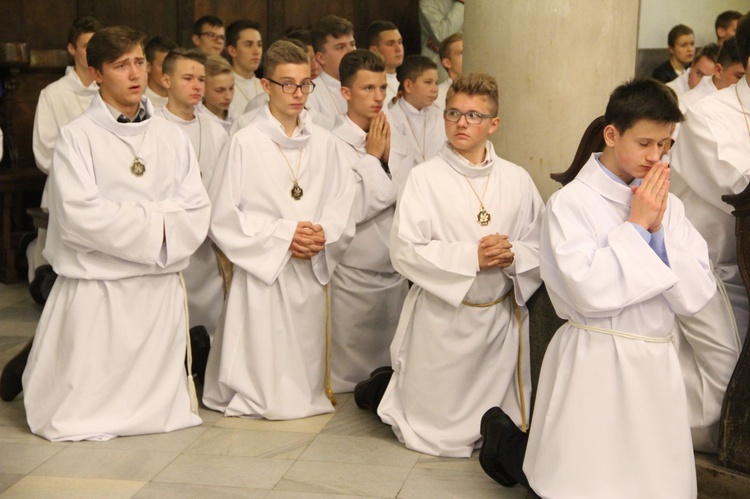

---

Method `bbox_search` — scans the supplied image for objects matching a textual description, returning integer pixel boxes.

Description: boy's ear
[340,85,352,102]
[89,66,103,85]
[191,34,201,47]
[67,43,76,58]
[227,45,237,59]
[261,77,272,94]
[403,79,413,94]
[161,73,171,90]
[603,124,618,147]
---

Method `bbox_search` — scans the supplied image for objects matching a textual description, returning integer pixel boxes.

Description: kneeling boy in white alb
[357,73,543,458]
[23,26,210,441]
[203,40,356,419]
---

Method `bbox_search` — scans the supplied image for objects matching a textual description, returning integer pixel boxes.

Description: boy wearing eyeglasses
[355,72,543,458]
[386,55,446,162]
[203,40,356,420]
[328,50,417,393]
[191,16,225,56]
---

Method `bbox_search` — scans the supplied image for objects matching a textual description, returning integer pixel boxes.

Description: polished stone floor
[0,282,528,498]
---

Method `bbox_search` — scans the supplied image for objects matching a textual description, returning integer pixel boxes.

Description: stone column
[464,0,640,199]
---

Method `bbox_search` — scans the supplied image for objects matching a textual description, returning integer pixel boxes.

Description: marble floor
[0,282,528,498]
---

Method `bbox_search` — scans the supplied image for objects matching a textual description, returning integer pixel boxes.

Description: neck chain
[463,173,492,226]
[401,100,426,161]
[276,143,304,200]
[110,130,148,177]
[736,85,750,141]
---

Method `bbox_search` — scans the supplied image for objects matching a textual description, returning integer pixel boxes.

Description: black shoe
[0,339,33,402]
[29,265,57,305]
[354,366,393,411]
[479,406,520,487]
[188,325,210,385]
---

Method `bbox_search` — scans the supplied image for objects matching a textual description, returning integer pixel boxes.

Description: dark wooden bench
[0,42,67,283]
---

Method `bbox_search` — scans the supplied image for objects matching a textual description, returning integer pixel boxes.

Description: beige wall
[464,1,641,200]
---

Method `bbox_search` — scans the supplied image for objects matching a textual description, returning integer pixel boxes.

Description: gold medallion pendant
[291,181,303,200]
[130,158,146,177]
[477,208,491,226]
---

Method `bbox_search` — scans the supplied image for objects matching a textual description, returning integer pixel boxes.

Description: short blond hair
[446,72,499,116]
[205,54,232,78]
[263,40,309,78]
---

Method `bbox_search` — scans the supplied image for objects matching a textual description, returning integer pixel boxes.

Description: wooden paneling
[0,0,420,52]
[82,0,181,43]
[1,0,77,49]
[194,0,269,41]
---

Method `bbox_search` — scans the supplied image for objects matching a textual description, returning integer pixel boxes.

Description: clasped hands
[478,233,514,270]
[290,221,325,259]
[628,162,669,233]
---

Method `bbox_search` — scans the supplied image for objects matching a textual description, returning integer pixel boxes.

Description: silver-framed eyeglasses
[444,109,496,124]
[200,32,226,42]
[266,78,316,94]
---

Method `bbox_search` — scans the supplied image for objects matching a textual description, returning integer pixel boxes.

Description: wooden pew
[0,43,66,283]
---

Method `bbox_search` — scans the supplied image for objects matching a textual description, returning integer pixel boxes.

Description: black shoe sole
[479,407,519,487]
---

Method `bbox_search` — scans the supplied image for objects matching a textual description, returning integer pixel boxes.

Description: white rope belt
[568,321,674,344]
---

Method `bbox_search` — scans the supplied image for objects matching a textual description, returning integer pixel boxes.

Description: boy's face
[603,119,672,184]
[91,44,147,115]
[305,44,321,80]
[405,68,439,109]
[688,55,715,89]
[315,33,356,80]
[670,34,695,65]
[228,28,263,75]
[68,31,95,73]
[444,92,499,157]
[204,73,235,114]
[192,24,225,56]
[371,30,404,72]
[147,49,169,90]
[442,40,463,78]
[263,62,311,122]
[715,61,746,89]
[164,57,205,108]
[718,20,739,43]
[342,69,387,124]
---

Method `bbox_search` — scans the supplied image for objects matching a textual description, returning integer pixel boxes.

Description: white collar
[255,103,311,149]
[439,141,495,177]
[86,93,154,136]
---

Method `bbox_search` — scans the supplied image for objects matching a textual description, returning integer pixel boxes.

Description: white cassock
[144,86,168,110]
[196,102,237,134]
[305,71,346,129]
[203,104,356,419]
[670,79,747,453]
[667,71,690,97]
[435,78,452,110]
[329,115,416,392]
[229,72,263,118]
[679,75,718,113]
[378,142,543,457]
[159,107,228,336]
[386,98,446,163]
[22,94,210,442]
[671,79,749,335]
[29,67,99,279]
[386,72,399,107]
[524,154,715,499]
[419,0,463,82]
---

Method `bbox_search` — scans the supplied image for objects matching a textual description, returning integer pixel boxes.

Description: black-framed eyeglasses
[444,108,496,124]
[266,78,316,94]
[200,32,226,42]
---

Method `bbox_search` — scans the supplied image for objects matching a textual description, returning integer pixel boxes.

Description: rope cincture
[463,288,528,432]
